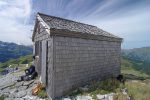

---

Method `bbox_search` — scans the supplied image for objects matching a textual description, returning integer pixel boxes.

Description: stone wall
[53,36,121,97]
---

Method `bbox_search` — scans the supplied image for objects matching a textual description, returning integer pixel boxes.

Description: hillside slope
[121,57,150,79]
[0,55,33,72]
[121,56,150,100]
[0,41,33,62]
[122,46,150,78]
[122,47,150,62]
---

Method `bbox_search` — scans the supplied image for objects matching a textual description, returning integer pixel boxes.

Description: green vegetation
[125,80,150,100]
[0,55,33,72]
[88,78,122,99]
[0,41,32,62]
[121,57,150,79]
[113,92,128,100]
[37,89,48,98]
[0,95,4,100]
[121,56,150,100]
[122,47,150,62]
[122,46,150,79]
[68,78,127,100]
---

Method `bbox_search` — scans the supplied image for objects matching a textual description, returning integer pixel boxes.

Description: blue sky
[0,0,150,49]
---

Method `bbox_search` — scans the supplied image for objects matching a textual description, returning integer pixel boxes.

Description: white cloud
[0,0,150,48]
[0,0,32,45]
[0,1,7,6]
[78,1,150,49]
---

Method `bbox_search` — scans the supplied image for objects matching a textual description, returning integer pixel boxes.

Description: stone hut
[32,13,122,99]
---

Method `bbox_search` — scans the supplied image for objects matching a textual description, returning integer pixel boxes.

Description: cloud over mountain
[0,0,150,48]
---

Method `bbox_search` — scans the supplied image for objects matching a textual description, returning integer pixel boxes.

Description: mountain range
[0,41,33,63]
[122,47,150,62]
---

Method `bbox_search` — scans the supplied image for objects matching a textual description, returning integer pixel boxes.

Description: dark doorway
[46,41,48,87]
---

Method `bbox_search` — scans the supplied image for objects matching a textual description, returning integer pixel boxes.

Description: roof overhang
[50,28,123,42]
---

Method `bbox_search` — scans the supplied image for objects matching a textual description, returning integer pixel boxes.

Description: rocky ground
[0,71,48,100]
[61,87,129,100]
[0,71,130,100]
[61,93,116,100]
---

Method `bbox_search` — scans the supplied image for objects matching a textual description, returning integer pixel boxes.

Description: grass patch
[0,55,32,69]
[68,78,125,99]
[88,78,122,99]
[0,67,4,73]
[121,57,150,77]
[37,88,48,98]
[125,80,150,100]
[113,92,128,100]
[0,95,5,100]
[68,89,83,97]
[121,57,150,100]
[121,57,150,80]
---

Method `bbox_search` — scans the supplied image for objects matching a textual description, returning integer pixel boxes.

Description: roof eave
[50,28,122,42]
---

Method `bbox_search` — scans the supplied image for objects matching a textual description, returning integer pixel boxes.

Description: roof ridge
[37,12,97,28]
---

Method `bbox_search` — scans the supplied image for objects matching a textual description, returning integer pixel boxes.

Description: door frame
[41,40,48,85]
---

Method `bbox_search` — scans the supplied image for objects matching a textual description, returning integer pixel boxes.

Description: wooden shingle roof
[32,13,122,42]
